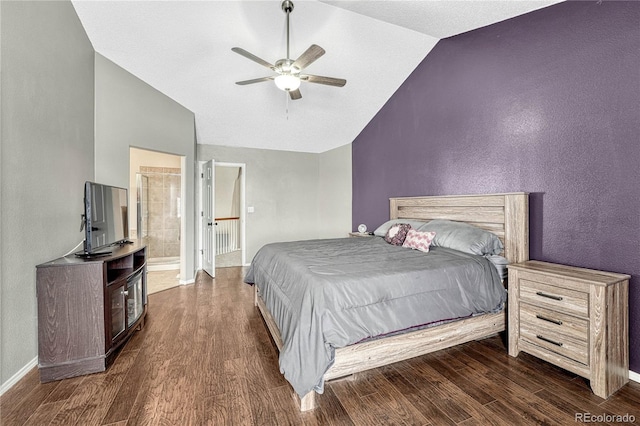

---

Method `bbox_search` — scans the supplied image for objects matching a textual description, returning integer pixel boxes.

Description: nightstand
[508,260,629,398]
[348,232,373,237]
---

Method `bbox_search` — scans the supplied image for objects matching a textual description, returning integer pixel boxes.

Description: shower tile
[148,174,163,188]
[137,169,183,258]
[162,186,172,205]
[149,246,163,259]
[166,174,181,187]
[144,166,164,173]
[148,214,163,231]
[147,233,164,258]
[163,199,179,218]
[164,216,180,230]
[147,203,164,227]
[149,186,163,203]
[164,243,180,257]
[165,228,180,243]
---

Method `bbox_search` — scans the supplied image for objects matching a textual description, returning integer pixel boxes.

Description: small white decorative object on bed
[254,192,529,411]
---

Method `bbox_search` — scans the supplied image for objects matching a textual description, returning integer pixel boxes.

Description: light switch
[247,206,255,213]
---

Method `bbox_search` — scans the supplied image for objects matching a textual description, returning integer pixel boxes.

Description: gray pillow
[418,219,503,256]
[373,219,429,237]
[485,254,509,279]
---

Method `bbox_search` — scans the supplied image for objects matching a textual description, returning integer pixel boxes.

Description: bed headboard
[389,193,529,264]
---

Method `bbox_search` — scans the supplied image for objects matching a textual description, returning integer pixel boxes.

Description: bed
[246,193,529,411]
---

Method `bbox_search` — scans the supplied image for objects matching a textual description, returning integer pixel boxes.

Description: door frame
[129,147,188,284]
[198,161,246,270]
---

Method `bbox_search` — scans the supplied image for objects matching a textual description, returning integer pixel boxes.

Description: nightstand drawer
[520,327,589,365]
[520,303,588,343]
[520,279,588,317]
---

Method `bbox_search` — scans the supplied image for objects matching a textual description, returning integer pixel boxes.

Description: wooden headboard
[390,193,529,264]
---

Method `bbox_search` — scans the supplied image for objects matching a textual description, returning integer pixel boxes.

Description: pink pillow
[384,223,412,246]
[402,229,436,253]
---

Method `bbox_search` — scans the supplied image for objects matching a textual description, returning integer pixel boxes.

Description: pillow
[418,219,503,256]
[374,219,428,237]
[486,254,509,280]
[384,223,412,246]
[402,229,436,253]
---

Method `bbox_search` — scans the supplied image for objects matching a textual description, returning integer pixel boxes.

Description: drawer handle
[536,291,563,301]
[536,314,563,326]
[536,335,563,347]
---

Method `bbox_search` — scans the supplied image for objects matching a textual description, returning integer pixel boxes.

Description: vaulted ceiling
[72,0,562,153]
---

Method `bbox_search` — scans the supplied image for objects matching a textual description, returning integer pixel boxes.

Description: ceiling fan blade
[235,76,274,86]
[289,89,302,100]
[231,47,274,69]
[292,45,325,70]
[301,74,346,87]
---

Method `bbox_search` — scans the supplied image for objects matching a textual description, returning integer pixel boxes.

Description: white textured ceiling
[72,0,562,153]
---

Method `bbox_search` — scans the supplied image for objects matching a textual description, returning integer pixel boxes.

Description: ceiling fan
[232,0,346,100]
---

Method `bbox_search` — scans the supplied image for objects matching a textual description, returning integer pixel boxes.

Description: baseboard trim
[0,357,38,396]
[630,370,640,384]
[147,264,180,272]
[180,278,195,285]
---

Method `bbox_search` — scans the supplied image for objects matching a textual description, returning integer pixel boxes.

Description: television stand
[36,244,147,382]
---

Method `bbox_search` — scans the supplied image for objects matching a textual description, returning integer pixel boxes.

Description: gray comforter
[244,236,505,397]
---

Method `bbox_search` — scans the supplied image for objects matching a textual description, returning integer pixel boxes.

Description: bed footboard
[255,286,505,411]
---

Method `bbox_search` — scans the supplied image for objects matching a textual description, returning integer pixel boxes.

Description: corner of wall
[318,143,353,238]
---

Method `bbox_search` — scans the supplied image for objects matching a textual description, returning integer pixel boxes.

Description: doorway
[215,164,243,268]
[199,161,246,274]
[130,148,184,293]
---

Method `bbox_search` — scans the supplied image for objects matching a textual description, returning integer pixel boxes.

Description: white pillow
[402,229,436,253]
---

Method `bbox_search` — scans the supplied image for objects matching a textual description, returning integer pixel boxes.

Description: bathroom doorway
[130,148,183,284]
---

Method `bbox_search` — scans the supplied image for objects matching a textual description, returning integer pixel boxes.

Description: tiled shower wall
[141,166,181,259]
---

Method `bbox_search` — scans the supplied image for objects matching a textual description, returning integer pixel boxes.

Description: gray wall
[318,144,352,238]
[198,144,352,261]
[94,54,197,282]
[0,1,95,385]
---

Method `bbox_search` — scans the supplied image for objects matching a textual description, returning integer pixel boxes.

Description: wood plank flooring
[2,267,639,425]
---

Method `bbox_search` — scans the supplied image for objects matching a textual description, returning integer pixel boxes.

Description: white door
[202,160,215,277]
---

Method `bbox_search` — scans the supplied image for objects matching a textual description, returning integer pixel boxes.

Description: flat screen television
[79,181,130,256]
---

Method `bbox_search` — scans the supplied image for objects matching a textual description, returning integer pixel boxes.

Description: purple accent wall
[352,1,640,371]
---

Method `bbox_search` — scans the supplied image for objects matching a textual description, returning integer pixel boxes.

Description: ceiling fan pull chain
[285,91,290,120]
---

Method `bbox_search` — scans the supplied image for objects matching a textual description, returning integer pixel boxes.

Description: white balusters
[215,218,240,255]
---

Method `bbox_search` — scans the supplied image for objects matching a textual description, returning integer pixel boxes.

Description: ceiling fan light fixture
[232,0,346,100]
[275,74,301,91]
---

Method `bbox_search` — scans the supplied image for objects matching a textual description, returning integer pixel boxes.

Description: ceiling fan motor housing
[275,59,299,75]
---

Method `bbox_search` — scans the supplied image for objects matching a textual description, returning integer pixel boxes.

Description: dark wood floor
[2,267,639,425]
